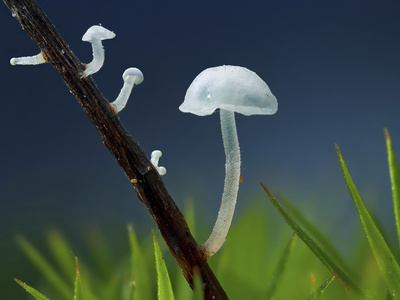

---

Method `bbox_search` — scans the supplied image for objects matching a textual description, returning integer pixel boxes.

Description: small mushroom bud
[81,25,115,78]
[151,150,167,176]
[110,68,144,113]
[10,51,47,66]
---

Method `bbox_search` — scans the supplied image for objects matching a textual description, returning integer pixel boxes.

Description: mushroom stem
[203,109,241,257]
[151,150,167,176]
[111,78,133,112]
[10,52,47,66]
[82,39,105,77]
[110,68,144,113]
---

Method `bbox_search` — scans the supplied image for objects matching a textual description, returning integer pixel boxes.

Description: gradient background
[1,0,400,297]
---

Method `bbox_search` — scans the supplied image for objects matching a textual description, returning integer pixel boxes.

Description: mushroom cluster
[9,24,165,175]
[9,24,278,257]
[179,65,278,257]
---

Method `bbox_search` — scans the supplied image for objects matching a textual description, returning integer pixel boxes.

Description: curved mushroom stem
[110,77,134,113]
[82,39,105,78]
[111,78,136,112]
[202,109,241,257]
[10,52,47,66]
[110,68,144,114]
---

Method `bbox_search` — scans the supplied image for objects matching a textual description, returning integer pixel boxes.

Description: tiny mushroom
[10,51,47,66]
[81,25,115,78]
[179,65,278,258]
[110,68,144,114]
[151,150,167,176]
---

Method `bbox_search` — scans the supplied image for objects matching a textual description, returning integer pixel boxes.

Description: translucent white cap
[179,65,278,116]
[82,25,116,42]
[123,67,144,84]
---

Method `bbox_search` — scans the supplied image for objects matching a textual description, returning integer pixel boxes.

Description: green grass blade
[215,203,270,298]
[317,276,335,296]
[309,275,335,300]
[336,144,400,296]
[14,278,50,300]
[127,225,152,300]
[47,229,75,281]
[152,229,175,300]
[73,257,84,300]
[265,232,296,299]
[261,184,361,294]
[183,200,196,238]
[175,202,197,300]
[84,227,113,280]
[385,128,400,249]
[16,235,72,300]
[310,273,319,300]
[192,268,204,300]
[280,197,349,269]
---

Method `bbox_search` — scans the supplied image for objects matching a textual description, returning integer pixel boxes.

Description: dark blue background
[1,0,400,296]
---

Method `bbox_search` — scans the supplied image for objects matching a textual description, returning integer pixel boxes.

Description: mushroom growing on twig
[10,51,47,66]
[110,68,144,114]
[81,25,115,78]
[179,65,278,258]
[151,150,167,176]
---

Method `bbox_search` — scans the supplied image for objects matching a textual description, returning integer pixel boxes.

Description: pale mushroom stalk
[203,109,241,257]
[110,68,144,113]
[83,38,105,77]
[10,52,47,66]
[111,77,134,112]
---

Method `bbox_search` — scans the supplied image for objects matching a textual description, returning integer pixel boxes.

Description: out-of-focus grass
[11,202,383,299]
[336,143,400,297]
[262,183,361,294]
[14,279,49,300]
[385,128,400,250]
[11,129,400,299]
[152,228,175,300]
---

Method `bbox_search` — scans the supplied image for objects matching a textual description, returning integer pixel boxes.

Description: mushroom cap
[82,25,116,42]
[179,65,277,116]
[122,67,144,85]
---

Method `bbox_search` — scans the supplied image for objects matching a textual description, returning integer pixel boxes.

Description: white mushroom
[110,68,144,113]
[81,25,115,78]
[10,51,47,66]
[179,65,278,257]
[151,150,167,176]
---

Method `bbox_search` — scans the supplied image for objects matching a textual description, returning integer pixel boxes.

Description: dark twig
[2,0,228,299]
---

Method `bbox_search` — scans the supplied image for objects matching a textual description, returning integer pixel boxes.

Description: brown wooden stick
[2,0,228,299]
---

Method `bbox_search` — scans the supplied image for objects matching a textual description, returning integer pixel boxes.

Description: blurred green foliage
[10,130,400,299]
